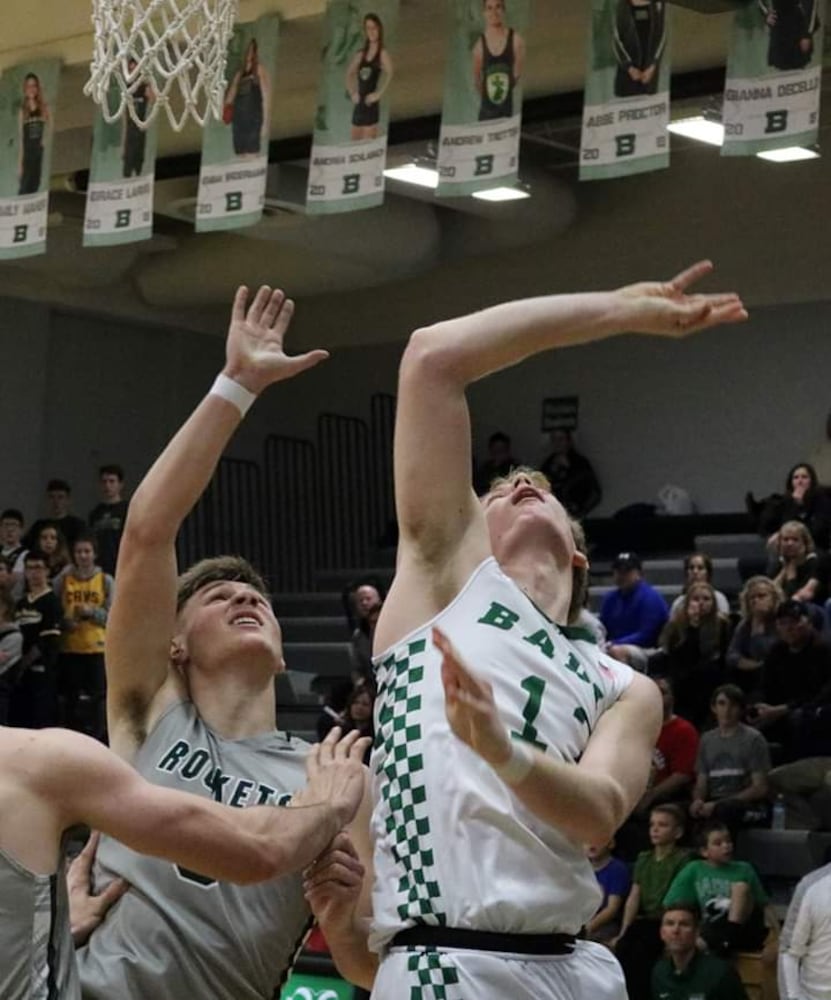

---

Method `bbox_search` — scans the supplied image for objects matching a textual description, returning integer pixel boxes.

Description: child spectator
[343,682,375,764]
[53,533,114,741]
[13,549,62,729]
[35,522,70,581]
[664,821,774,955]
[585,838,631,943]
[652,903,749,1000]
[88,464,129,576]
[24,478,87,552]
[615,803,692,999]
[691,685,770,833]
[1,508,28,584]
[773,521,830,606]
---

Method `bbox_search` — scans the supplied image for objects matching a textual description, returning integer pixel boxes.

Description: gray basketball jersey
[76,701,311,1000]
[0,841,78,1000]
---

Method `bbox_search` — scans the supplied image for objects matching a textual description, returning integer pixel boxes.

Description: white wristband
[491,738,534,786]
[210,373,257,416]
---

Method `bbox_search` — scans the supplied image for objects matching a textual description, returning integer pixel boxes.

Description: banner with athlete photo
[436,0,530,198]
[0,58,61,259]
[579,0,671,181]
[306,0,399,215]
[83,80,159,247]
[721,0,824,156]
[195,14,280,232]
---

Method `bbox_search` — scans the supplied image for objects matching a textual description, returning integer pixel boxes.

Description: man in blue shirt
[601,552,668,670]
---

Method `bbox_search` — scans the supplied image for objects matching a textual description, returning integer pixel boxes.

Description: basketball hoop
[85,0,239,131]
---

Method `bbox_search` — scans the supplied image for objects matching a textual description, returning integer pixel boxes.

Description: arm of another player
[105,286,328,757]
[393,263,745,575]
[37,727,366,885]
[435,627,662,844]
[303,770,378,989]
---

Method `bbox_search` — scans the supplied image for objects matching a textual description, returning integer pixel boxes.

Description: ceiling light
[756,146,819,163]
[382,163,438,189]
[471,186,531,202]
[666,116,724,146]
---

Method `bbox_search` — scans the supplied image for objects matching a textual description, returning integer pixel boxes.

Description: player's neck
[188,669,276,740]
[500,551,572,625]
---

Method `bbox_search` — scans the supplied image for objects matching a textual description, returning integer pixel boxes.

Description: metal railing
[176,457,268,575]
[264,435,318,593]
[370,392,396,548]
[316,413,373,571]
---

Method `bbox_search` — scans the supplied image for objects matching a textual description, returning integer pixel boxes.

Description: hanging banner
[0,59,61,260]
[83,75,159,247]
[196,14,280,232]
[722,0,824,156]
[306,0,399,215]
[436,0,530,198]
[579,0,671,182]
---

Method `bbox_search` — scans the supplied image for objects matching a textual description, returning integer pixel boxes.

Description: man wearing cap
[600,552,668,671]
[750,599,831,756]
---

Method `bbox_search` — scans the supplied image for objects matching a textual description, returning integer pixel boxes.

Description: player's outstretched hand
[303,832,365,935]
[222,284,329,395]
[434,626,513,768]
[617,260,748,338]
[67,832,129,946]
[295,727,370,829]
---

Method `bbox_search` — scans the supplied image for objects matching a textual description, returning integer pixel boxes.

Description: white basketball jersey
[368,557,633,953]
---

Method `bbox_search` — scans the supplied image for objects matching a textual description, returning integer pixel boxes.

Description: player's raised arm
[392,262,746,575]
[106,286,328,758]
[435,627,661,844]
[31,727,366,886]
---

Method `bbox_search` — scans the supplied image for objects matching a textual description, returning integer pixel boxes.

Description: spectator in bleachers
[664,821,773,956]
[691,685,770,832]
[34,521,70,582]
[343,682,375,764]
[758,463,831,552]
[314,676,354,741]
[539,427,602,518]
[585,838,630,943]
[773,521,830,607]
[24,478,86,552]
[779,859,831,1000]
[615,804,692,1000]
[749,599,831,757]
[345,578,384,683]
[602,551,669,670]
[670,553,731,617]
[1,508,28,583]
[652,903,750,1000]
[617,676,699,859]
[12,549,62,729]
[645,676,700,811]
[658,582,731,728]
[88,463,129,576]
[0,585,22,726]
[53,533,114,741]
[726,576,783,698]
[473,430,519,496]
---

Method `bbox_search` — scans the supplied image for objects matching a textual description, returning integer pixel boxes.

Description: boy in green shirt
[614,803,692,999]
[663,820,774,954]
[652,904,749,1000]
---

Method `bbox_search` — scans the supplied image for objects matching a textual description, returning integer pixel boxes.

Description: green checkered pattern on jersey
[375,638,446,926]
[406,951,461,1000]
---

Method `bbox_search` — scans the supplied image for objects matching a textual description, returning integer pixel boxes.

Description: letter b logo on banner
[474,154,494,176]
[115,209,131,229]
[12,225,28,243]
[764,110,788,134]
[341,174,361,195]
[614,134,636,158]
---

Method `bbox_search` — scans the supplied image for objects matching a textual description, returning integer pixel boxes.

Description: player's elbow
[401,326,467,385]
[589,779,629,844]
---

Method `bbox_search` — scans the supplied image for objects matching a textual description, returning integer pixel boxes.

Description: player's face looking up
[482,470,581,568]
[174,580,284,674]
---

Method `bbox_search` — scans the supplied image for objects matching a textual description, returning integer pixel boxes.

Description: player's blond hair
[486,466,588,623]
[176,555,268,613]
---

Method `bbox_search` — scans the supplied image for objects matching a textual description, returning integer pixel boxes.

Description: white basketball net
[85,0,239,131]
